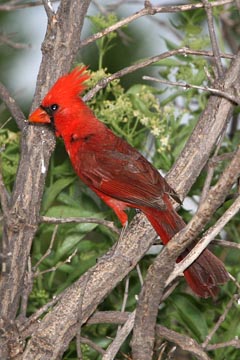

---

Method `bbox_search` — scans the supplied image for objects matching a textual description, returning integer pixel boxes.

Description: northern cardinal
[29,67,228,297]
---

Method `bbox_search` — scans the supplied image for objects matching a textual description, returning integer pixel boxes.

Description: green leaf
[42,177,75,212]
[127,84,162,96]
[56,192,81,208]
[162,37,178,51]
[170,293,208,341]
[55,234,85,261]
[128,94,154,117]
[45,204,104,220]
[52,160,75,177]
[153,59,182,67]
[45,205,105,261]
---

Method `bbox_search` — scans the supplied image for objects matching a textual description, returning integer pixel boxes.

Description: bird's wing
[77,144,179,210]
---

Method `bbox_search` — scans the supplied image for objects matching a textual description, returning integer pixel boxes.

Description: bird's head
[28,66,90,136]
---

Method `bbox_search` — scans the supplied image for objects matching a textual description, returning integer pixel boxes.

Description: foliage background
[0,1,240,359]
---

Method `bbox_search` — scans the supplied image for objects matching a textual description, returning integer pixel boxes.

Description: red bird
[29,67,228,298]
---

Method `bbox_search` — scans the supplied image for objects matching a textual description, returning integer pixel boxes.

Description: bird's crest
[43,66,90,103]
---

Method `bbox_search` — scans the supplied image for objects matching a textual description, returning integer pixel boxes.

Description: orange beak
[29,107,51,124]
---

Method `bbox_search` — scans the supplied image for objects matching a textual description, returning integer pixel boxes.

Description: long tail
[143,199,229,298]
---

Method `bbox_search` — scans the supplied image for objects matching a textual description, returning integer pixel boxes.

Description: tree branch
[83,47,234,103]
[155,325,210,360]
[0,0,59,11]
[0,81,26,130]
[202,294,239,348]
[22,213,157,359]
[202,0,224,77]
[212,239,240,250]
[167,48,240,199]
[205,339,240,350]
[80,336,106,356]
[0,162,9,216]
[0,1,92,358]
[42,0,55,22]
[167,195,240,284]
[131,129,240,359]
[89,311,210,360]
[143,76,240,104]
[80,0,234,48]
[102,311,135,360]
[41,215,120,234]
[0,32,31,49]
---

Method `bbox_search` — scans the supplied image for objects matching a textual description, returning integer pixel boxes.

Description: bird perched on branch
[29,66,229,298]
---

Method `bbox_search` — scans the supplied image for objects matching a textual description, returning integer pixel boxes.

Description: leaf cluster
[86,67,172,160]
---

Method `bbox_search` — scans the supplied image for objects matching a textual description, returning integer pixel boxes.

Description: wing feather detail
[75,139,179,210]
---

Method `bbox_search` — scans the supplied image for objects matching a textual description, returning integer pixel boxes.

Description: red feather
[45,66,89,100]
[29,67,229,298]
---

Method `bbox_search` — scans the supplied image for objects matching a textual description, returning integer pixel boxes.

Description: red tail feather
[144,207,229,298]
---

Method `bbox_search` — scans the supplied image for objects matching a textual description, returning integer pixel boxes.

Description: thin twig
[143,76,240,104]
[212,239,240,250]
[0,0,59,11]
[80,337,106,355]
[40,215,120,234]
[106,0,142,12]
[209,152,235,166]
[202,0,224,77]
[87,311,210,360]
[102,311,136,360]
[0,116,12,130]
[0,82,25,130]
[91,0,132,45]
[0,159,9,215]
[199,166,215,205]
[76,271,92,360]
[136,264,144,286]
[80,0,234,48]
[202,294,239,348]
[121,277,130,314]
[220,10,239,53]
[19,292,63,336]
[34,248,77,277]
[206,339,240,350]
[117,277,130,332]
[84,47,234,103]
[161,280,180,302]
[167,196,240,285]
[199,127,228,206]
[159,318,211,360]
[236,0,240,11]
[18,256,33,320]
[32,224,59,272]
[76,331,82,359]
[42,0,55,22]
[228,273,240,292]
[0,33,30,49]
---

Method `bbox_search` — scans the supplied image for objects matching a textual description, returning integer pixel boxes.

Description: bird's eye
[50,104,59,112]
